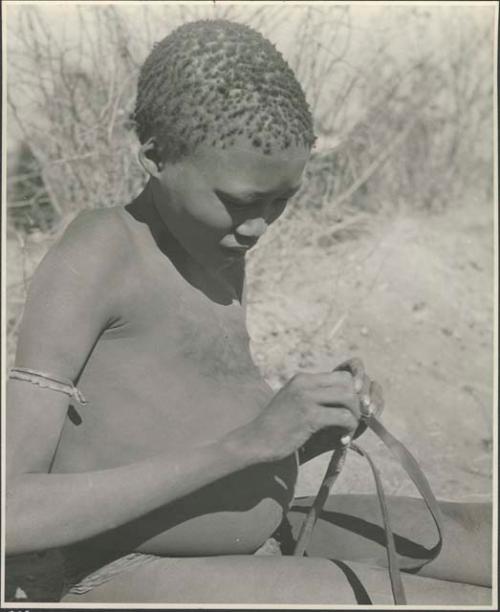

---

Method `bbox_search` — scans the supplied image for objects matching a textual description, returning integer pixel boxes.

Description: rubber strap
[293,447,348,557]
[349,417,444,604]
[350,442,407,604]
[293,415,444,605]
[367,416,444,570]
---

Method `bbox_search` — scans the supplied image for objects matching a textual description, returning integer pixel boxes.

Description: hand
[334,357,384,436]
[233,368,362,464]
[299,358,385,463]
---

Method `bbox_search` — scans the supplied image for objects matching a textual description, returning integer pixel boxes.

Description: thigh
[61,555,491,605]
[287,494,492,586]
[61,556,354,605]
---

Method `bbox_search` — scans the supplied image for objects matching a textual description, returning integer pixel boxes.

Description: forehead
[191,141,310,195]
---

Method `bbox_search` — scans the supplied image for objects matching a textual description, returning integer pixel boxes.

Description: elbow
[5,481,23,555]
[5,476,37,556]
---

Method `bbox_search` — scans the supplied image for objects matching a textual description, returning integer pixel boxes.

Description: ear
[138,138,163,178]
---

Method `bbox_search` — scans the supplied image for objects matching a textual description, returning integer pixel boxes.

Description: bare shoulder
[53,207,132,273]
[25,207,137,321]
[14,208,136,372]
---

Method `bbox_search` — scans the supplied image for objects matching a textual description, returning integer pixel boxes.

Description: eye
[216,192,248,210]
[228,200,251,210]
[215,190,292,213]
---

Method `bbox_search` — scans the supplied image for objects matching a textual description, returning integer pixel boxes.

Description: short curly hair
[133,19,316,162]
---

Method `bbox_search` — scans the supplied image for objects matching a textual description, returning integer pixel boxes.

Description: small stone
[15,587,28,600]
[412,301,426,312]
[360,326,369,337]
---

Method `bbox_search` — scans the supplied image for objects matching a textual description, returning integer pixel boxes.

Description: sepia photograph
[2,0,497,608]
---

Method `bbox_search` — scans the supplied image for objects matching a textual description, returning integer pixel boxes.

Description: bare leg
[61,555,491,605]
[286,494,492,586]
[59,494,492,605]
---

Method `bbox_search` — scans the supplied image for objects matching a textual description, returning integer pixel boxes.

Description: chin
[216,258,244,273]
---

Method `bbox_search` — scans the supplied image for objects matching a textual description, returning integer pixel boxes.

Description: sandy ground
[247,201,495,501]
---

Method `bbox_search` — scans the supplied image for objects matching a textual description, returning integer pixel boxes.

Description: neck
[127,181,181,258]
[126,181,244,304]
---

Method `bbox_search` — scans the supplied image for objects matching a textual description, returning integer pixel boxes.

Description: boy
[6,20,491,605]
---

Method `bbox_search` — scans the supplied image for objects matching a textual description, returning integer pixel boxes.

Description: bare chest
[119,268,258,382]
[56,280,268,472]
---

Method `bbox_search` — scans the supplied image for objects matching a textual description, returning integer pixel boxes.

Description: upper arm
[7,210,128,476]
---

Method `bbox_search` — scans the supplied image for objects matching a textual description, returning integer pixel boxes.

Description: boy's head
[133,19,316,163]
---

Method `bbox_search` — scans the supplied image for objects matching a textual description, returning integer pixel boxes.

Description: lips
[220,239,258,253]
[221,244,249,256]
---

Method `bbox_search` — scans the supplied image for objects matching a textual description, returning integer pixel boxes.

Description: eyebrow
[217,183,302,204]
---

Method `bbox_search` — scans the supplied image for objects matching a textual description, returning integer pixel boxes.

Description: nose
[235,217,268,241]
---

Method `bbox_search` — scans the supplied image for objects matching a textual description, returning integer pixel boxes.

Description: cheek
[173,168,233,234]
[184,194,234,233]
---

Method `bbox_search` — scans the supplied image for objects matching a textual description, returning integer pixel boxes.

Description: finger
[334,357,365,392]
[309,426,342,450]
[340,434,352,446]
[300,370,353,390]
[307,426,352,452]
[358,380,384,420]
[311,406,358,433]
[369,380,384,417]
[352,382,384,440]
[358,373,372,409]
[310,388,361,421]
[316,427,354,447]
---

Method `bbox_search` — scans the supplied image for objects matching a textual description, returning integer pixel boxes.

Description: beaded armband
[9,367,88,405]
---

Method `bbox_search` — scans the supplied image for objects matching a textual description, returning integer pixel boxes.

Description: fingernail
[362,402,374,417]
[361,395,371,409]
[340,435,351,446]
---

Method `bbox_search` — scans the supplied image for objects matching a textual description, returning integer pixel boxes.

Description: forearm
[6,434,251,555]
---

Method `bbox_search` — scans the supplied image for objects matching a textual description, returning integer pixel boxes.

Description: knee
[441,502,492,534]
[271,557,361,604]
